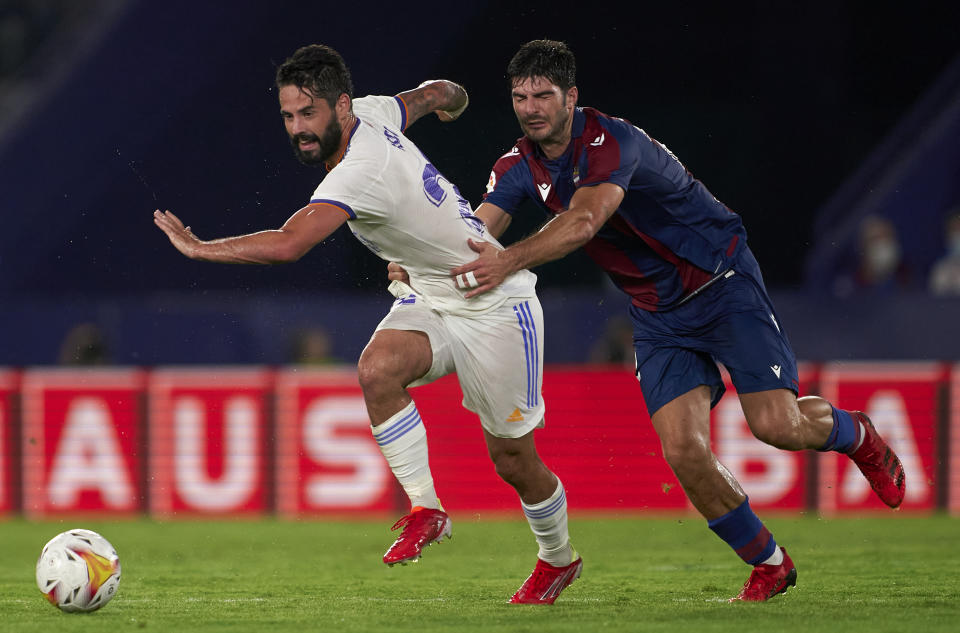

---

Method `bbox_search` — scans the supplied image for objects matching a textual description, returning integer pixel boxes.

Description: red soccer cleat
[848,411,906,508]
[509,555,583,605]
[382,507,452,566]
[730,547,797,602]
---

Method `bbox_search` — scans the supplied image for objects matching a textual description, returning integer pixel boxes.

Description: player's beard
[520,101,570,145]
[291,116,343,166]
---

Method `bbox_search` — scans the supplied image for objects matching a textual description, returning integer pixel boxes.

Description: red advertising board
[148,368,273,516]
[0,363,955,518]
[21,369,145,517]
[950,365,960,516]
[818,362,944,513]
[409,367,685,513]
[275,369,396,516]
[0,370,19,514]
[708,364,817,511]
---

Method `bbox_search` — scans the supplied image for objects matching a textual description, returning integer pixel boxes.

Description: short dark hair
[507,39,576,91]
[276,44,353,106]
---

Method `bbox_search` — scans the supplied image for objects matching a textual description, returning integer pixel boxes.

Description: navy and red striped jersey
[483,107,748,310]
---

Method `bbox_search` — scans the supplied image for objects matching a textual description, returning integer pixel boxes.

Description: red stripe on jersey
[581,237,660,308]
[606,214,714,300]
[580,114,621,186]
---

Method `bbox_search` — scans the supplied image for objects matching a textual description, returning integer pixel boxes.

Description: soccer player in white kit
[153,44,582,604]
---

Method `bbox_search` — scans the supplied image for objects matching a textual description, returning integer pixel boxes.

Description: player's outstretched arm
[451,183,624,298]
[397,80,468,127]
[153,203,348,264]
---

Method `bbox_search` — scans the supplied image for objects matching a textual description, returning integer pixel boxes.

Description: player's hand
[153,209,202,259]
[450,239,511,298]
[387,261,410,284]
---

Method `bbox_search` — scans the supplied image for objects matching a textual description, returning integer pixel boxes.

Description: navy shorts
[631,248,799,417]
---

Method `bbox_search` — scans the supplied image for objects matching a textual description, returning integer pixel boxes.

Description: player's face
[511,76,576,145]
[279,85,343,165]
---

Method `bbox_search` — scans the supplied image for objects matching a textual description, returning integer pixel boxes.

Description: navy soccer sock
[818,406,861,454]
[708,497,777,566]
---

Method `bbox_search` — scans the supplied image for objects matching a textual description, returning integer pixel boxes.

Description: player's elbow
[568,211,601,247]
[269,240,310,264]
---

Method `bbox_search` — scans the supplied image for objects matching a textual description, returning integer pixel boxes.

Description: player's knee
[747,413,799,450]
[491,450,528,488]
[660,436,712,473]
[356,348,402,396]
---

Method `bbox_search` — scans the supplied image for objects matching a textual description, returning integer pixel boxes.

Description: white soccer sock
[521,479,573,566]
[371,401,440,510]
[761,547,784,566]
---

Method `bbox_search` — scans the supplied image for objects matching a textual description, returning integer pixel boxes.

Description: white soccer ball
[35,529,121,613]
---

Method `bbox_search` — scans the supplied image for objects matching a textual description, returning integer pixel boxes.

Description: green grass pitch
[2,515,957,632]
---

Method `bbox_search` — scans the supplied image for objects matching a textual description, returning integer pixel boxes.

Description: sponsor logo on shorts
[506,408,524,423]
[770,364,782,378]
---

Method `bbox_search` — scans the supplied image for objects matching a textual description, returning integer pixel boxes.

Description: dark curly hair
[275,44,354,107]
[506,40,576,91]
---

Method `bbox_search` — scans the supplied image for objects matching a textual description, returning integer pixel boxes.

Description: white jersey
[309,95,537,315]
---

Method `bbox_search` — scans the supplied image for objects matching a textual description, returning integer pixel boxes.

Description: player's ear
[335,92,352,116]
[566,86,578,109]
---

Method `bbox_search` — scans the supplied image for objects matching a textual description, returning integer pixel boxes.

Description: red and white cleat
[508,555,583,605]
[382,507,452,566]
[848,411,906,508]
[730,547,797,602]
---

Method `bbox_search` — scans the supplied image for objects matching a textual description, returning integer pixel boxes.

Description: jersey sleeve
[353,95,407,131]
[308,155,389,223]
[579,117,641,191]
[481,148,530,215]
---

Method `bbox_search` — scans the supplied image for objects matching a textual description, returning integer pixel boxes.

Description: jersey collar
[326,117,362,171]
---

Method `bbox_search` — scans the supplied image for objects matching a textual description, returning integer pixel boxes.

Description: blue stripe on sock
[523,489,565,519]
[375,408,422,446]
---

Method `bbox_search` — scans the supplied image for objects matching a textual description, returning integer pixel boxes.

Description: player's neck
[539,133,571,161]
[538,118,574,160]
[325,112,357,170]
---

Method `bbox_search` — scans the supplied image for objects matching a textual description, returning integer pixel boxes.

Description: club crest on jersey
[486,170,497,194]
[572,166,580,185]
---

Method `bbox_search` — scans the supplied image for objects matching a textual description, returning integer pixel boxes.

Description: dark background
[1,0,959,364]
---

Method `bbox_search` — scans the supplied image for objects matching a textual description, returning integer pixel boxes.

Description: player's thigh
[631,305,725,417]
[706,273,799,397]
[447,298,545,438]
[371,297,455,387]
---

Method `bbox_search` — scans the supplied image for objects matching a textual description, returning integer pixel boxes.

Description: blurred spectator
[290,327,339,365]
[833,215,911,296]
[0,0,62,78]
[928,208,960,296]
[588,315,635,367]
[58,322,110,365]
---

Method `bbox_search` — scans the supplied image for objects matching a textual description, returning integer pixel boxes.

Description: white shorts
[374,292,545,438]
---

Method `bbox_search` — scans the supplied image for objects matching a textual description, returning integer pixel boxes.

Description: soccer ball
[35,529,121,612]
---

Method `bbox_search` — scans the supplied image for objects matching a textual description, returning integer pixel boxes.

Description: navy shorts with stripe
[631,248,799,417]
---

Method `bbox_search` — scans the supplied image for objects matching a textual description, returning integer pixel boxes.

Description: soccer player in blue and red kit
[446,40,906,601]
